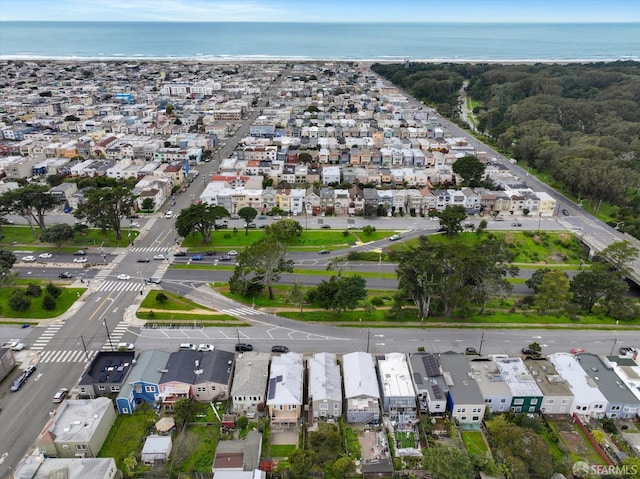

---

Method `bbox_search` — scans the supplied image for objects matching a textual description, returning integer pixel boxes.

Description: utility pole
[80,335,89,361]
[479,331,485,356]
[366,328,370,354]
[103,318,114,351]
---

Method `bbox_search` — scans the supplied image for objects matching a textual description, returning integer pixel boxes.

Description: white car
[228,250,238,256]
[9,340,25,351]
[117,274,131,280]
[164,210,173,218]
[38,253,53,259]
[130,222,140,227]
[73,257,87,263]
[117,342,135,350]
[198,344,215,352]
[21,256,36,262]
[153,254,165,260]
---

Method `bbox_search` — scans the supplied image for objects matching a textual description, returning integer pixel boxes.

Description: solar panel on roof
[267,377,278,400]
[413,372,423,385]
[431,384,444,400]
[98,373,108,382]
[112,372,123,383]
[422,354,440,377]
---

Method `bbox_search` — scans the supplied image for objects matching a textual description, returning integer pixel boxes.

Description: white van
[179,343,196,351]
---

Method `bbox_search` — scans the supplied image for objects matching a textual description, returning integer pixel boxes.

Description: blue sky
[2,0,639,22]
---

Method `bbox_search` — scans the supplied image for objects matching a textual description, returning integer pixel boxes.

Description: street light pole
[80,335,89,361]
[103,318,114,351]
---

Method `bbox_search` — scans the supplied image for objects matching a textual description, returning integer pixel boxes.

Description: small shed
[155,416,176,434]
[141,435,172,464]
[222,413,237,429]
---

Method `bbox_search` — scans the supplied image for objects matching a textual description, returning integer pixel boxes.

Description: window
[530,398,538,405]
[122,408,129,414]
[513,399,524,405]
[500,398,506,403]
[545,399,555,404]
[211,386,216,391]
[485,398,492,403]
[561,399,569,404]
[145,386,156,392]
[76,445,87,451]
[111,386,120,392]
[319,403,328,410]
[62,444,70,450]
[472,416,479,421]
[98,385,105,391]
[334,403,339,410]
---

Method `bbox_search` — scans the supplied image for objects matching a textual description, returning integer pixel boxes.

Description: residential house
[78,351,136,398]
[36,398,116,458]
[321,165,340,185]
[266,352,304,427]
[438,353,486,425]
[48,182,78,207]
[549,353,608,418]
[342,352,380,424]
[377,353,417,428]
[0,347,17,383]
[468,357,513,413]
[116,350,171,414]
[308,352,342,421]
[193,350,235,402]
[212,429,262,472]
[408,352,447,416]
[230,352,270,417]
[575,353,639,418]
[13,457,119,479]
[494,357,544,413]
[524,357,575,415]
[158,350,201,409]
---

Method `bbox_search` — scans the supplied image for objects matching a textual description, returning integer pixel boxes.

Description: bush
[26,283,42,297]
[46,282,62,298]
[9,290,31,311]
[42,293,57,310]
[342,230,350,237]
[370,296,384,306]
[155,292,168,303]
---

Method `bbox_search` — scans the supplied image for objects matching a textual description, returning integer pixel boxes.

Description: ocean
[0,22,638,62]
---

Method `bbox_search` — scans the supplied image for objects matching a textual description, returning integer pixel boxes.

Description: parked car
[21,256,36,262]
[73,257,87,263]
[511,222,522,227]
[271,345,289,353]
[10,374,27,392]
[465,347,479,355]
[128,214,139,219]
[130,222,140,228]
[214,224,228,229]
[190,254,203,261]
[246,223,257,228]
[179,343,196,351]
[494,216,505,221]
[136,258,150,263]
[321,224,331,229]
[73,250,87,255]
[521,348,536,355]
[235,343,253,352]
[319,249,330,254]
[10,340,25,351]
[117,274,131,280]
[58,272,73,279]
[24,365,36,377]
[38,253,53,259]
[52,388,68,403]
[198,344,215,352]
[164,210,173,218]
[562,209,570,216]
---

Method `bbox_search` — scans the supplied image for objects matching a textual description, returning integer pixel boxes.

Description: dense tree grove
[372,62,640,238]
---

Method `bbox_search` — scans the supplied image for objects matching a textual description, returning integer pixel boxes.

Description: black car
[235,343,253,352]
[214,224,228,230]
[128,214,139,219]
[58,272,73,279]
[205,250,216,256]
[137,258,150,263]
[465,347,479,355]
[247,223,257,229]
[562,209,570,216]
[174,251,187,257]
[24,365,36,377]
[321,224,331,229]
[271,345,289,353]
[521,348,536,355]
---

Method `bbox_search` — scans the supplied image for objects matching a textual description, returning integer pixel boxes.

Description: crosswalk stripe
[131,247,170,253]
[95,281,145,292]
[221,308,261,316]
[39,350,97,363]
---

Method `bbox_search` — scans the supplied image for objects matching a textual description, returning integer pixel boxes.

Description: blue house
[116,350,170,414]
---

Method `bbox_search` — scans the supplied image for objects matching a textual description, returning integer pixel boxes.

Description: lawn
[461,430,489,455]
[140,290,215,312]
[0,285,85,319]
[0,225,140,250]
[389,231,587,265]
[98,405,157,472]
[137,290,244,324]
[395,430,417,449]
[270,444,297,457]
[173,425,220,473]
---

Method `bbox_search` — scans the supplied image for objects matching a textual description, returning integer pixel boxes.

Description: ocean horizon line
[1,54,638,64]
[2,20,640,25]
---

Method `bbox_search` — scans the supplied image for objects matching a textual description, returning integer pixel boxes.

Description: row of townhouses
[0,61,554,217]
